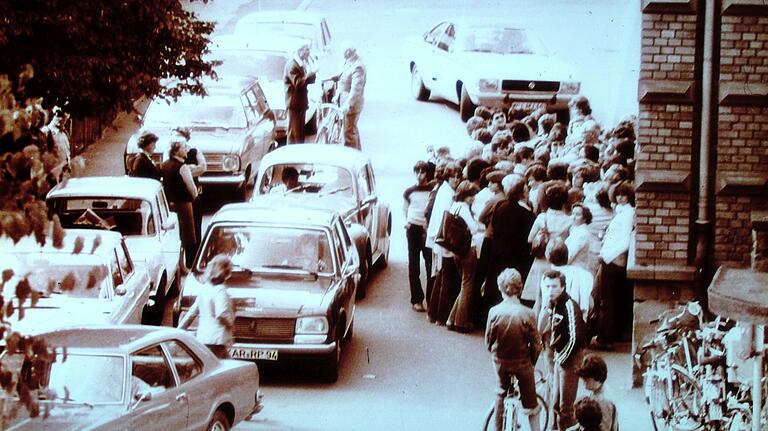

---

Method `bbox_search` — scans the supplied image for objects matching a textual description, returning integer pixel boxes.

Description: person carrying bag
[435,206,471,257]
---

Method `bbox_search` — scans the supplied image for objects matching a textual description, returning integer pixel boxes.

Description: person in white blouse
[565,204,600,275]
[447,180,481,333]
[594,182,636,349]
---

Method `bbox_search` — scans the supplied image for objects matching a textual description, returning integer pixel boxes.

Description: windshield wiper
[320,185,350,197]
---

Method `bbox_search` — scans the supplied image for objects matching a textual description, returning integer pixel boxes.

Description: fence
[68,108,118,156]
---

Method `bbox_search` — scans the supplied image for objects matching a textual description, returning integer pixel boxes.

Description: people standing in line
[577,354,618,431]
[565,204,600,275]
[175,127,207,243]
[161,141,199,269]
[403,160,434,312]
[594,182,636,350]
[485,268,542,431]
[283,42,317,144]
[538,270,587,431]
[178,254,235,359]
[130,131,161,181]
[446,180,480,333]
[336,43,366,150]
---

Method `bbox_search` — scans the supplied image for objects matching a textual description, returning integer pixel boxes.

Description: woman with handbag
[445,180,481,333]
[521,182,572,306]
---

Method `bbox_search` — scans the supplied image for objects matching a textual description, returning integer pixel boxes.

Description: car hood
[127,127,243,155]
[455,52,577,82]
[260,193,356,219]
[226,276,333,315]
[6,403,123,431]
[10,297,117,334]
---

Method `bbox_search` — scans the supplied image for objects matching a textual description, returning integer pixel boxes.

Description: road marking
[297,0,314,11]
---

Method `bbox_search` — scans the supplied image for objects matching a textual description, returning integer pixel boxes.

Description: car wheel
[459,86,477,122]
[320,337,341,382]
[304,110,318,136]
[343,318,354,342]
[411,65,430,101]
[355,250,371,300]
[206,410,230,431]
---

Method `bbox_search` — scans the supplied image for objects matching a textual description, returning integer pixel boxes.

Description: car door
[156,190,181,284]
[129,345,189,430]
[333,221,356,321]
[114,241,148,324]
[417,22,450,97]
[429,22,457,100]
[162,340,209,431]
[355,164,379,260]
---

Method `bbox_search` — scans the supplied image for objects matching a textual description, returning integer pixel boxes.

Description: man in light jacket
[336,43,366,149]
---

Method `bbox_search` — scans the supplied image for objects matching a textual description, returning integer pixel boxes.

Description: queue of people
[403,96,635,430]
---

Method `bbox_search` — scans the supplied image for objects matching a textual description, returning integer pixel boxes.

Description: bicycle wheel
[666,365,704,431]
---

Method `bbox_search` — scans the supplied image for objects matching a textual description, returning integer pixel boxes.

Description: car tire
[355,250,371,300]
[206,410,230,431]
[459,86,477,122]
[411,65,430,101]
[304,110,318,136]
[343,318,354,342]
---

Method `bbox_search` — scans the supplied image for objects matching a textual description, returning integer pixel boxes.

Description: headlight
[478,79,500,93]
[560,81,580,94]
[295,316,329,335]
[222,155,240,172]
[274,109,287,120]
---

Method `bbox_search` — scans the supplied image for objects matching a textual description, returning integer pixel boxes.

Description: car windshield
[210,51,287,81]
[197,225,334,277]
[258,163,354,198]
[240,21,316,42]
[46,353,125,404]
[49,197,155,237]
[459,27,544,55]
[143,97,247,129]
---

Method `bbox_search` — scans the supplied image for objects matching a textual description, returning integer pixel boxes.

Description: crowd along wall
[630,0,768,385]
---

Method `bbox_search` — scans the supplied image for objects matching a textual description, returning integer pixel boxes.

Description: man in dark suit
[129,131,161,180]
[283,43,317,144]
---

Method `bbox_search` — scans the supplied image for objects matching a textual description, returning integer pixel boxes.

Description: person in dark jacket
[175,127,206,240]
[161,141,198,268]
[130,132,161,181]
[485,268,542,431]
[283,42,317,144]
[539,270,587,430]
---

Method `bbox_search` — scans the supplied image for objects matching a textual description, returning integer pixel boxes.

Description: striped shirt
[403,183,432,227]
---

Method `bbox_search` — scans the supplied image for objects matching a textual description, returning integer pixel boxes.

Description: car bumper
[198,174,246,187]
[470,92,575,110]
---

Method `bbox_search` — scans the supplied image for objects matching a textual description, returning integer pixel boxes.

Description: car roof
[260,144,370,171]
[47,176,161,201]
[6,228,123,256]
[210,198,337,228]
[439,17,527,31]
[237,10,325,25]
[34,325,193,352]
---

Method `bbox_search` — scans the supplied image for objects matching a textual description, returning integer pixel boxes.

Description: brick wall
[640,14,697,81]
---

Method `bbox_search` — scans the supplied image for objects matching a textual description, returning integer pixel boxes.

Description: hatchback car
[47,176,182,313]
[1,325,262,431]
[124,79,275,199]
[179,198,359,381]
[407,19,581,121]
[234,10,334,62]
[254,144,391,296]
[0,230,152,333]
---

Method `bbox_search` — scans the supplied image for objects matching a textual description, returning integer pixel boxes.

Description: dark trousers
[287,108,306,144]
[344,110,361,149]
[406,224,431,305]
[428,256,460,324]
[596,261,633,344]
[170,201,197,269]
[473,238,492,327]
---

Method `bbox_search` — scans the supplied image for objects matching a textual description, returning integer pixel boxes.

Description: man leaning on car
[284,42,317,144]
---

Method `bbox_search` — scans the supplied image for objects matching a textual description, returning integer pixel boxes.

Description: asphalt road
[79,1,651,430]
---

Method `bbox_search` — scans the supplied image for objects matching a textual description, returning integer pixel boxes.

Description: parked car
[1,325,262,430]
[208,35,323,141]
[179,198,359,381]
[46,176,182,313]
[253,144,391,296]
[406,18,581,121]
[124,79,276,199]
[0,230,152,333]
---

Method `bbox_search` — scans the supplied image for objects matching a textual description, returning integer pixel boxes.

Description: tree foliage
[0,0,217,115]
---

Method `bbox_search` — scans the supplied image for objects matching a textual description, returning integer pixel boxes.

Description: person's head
[454,180,479,203]
[485,170,505,194]
[465,157,491,183]
[567,187,585,211]
[524,163,547,185]
[173,126,191,142]
[296,42,311,61]
[612,181,636,207]
[582,145,600,164]
[574,397,603,431]
[503,174,526,200]
[522,115,538,135]
[497,268,523,299]
[603,163,628,184]
[543,182,569,211]
[206,255,233,285]
[542,269,566,303]
[466,116,486,135]
[443,161,463,189]
[341,42,359,62]
[569,95,592,118]
[571,203,592,226]
[491,111,506,129]
[413,160,431,185]
[474,106,493,121]
[168,140,187,159]
[538,113,557,136]
[547,162,569,182]
[281,166,300,188]
[472,128,493,144]
[595,187,612,210]
[514,146,534,165]
[509,120,531,143]
[580,120,601,144]
[506,107,528,122]
[545,238,569,266]
[548,122,566,143]
[578,353,608,391]
[137,131,159,153]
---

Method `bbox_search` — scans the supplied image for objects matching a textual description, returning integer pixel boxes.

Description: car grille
[501,80,560,92]
[234,317,295,343]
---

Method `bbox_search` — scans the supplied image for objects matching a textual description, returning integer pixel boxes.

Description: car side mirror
[115,286,127,296]
[133,390,152,405]
[162,219,176,231]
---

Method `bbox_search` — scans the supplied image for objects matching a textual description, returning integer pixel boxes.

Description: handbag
[435,206,471,256]
[530,213,550,258]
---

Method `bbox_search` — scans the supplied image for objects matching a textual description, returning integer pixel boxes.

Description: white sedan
[407,18,581,121]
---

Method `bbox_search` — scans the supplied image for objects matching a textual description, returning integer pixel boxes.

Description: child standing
[577,354,618,431]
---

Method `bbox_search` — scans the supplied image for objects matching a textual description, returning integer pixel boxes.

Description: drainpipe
[693,0,716,311]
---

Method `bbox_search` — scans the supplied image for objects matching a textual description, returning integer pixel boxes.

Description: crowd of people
[402,96,636,430]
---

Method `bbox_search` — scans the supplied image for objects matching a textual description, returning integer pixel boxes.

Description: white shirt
[565,223,600,273]
[600,203,636,266]
[179,284,234,347]
[426,181,456,255]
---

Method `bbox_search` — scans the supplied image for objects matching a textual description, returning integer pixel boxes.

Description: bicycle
[315,78,345,146]
[482,370,549,431]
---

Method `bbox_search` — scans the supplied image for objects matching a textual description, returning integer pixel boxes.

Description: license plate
[510,101,546,111]
[229,347,278,361]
